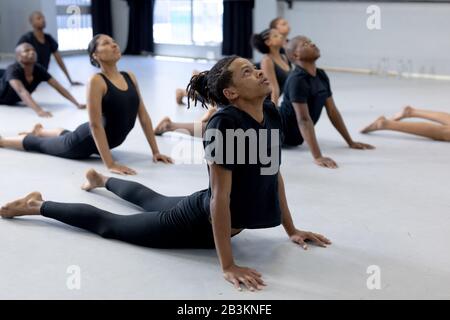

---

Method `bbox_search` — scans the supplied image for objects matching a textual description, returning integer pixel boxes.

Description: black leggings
[41,178,215,249]
[23,122,99,159]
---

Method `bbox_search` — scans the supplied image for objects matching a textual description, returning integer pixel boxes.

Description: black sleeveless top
[99,72,140,148]
[203,100,283,229]
[273,56,292,95]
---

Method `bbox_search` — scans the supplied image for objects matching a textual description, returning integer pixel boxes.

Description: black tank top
[273,56,292,95]
[99,72,140,148]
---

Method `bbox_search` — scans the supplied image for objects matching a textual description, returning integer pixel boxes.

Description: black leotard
[22,72,140,159]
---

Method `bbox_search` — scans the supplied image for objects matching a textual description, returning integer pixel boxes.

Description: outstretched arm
[293,102,338,168]
[53,51,82,85]
[209,164,265,292]
[128,72,173,164]
[261,57,280,105]
[278,172,331,249]
[87,74,136,175]
[325,97,374,150]
[48,78,85,109]
[8,79,52,117]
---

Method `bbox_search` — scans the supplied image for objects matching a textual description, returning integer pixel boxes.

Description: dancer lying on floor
[0,43,85,117]
[277,36,374,169]
[361,106,450,142]
[1,56,331,292]
[0,35,172,175]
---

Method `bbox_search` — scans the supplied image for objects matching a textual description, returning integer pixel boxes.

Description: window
[154,0,223,46]
[56,0,93,51]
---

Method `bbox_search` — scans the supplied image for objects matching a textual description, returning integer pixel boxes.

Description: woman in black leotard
[0,34,172,175]
[252,28,292,106]
[1,56,331,292]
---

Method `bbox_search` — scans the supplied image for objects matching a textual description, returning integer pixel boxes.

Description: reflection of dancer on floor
[0,35,172,175]
[1,56,331,292]
[361,106,450,141]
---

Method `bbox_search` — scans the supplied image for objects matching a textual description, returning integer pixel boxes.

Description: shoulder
[263,99,282,121]
[6,63,22,77]
[45,33,57,42]
[207,106,239,130]
[124,71,138,86]
[317,68,330,79]
[18,32,33,42]
[88,73,107,91]
[260,56,274,68]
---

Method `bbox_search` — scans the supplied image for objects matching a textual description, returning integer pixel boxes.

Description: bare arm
[48,78,85,109]
[278,172,331,249]
[325,98,374,150]
[292,102,337,168]
[53,51,81,85]
[261,57,280,105]
[209,164,265,291]
[8,79,51,117]
[87,75,136,175]
[128,72,173,164]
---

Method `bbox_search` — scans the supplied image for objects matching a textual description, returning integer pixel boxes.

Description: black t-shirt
[17,32,59,70]
[0,62,52,105]
[203,100,283,229]
[279,66,332,146]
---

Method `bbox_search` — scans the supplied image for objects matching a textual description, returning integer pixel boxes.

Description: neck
[298,60,317,76]
[233,96,266,123]
[269,46,282,58]
[100,63,120,77]
[33,29,44,36]
[20,62,34,74]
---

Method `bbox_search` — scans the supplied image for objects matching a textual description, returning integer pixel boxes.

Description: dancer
[1,56,331,291]
[0,43,85,117]
[361,106,450,141]
[279,36,374,169]
[0,35,172,175]
[17,11,82,85]
[252,28,292,105]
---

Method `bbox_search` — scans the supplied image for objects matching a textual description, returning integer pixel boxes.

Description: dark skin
[29,12,82,86]
[287,37,375,169]
[209,58,332,292]
[9,43,85,117]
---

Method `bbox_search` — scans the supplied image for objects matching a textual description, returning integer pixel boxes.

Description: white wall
[0,0,57,56]
[111,0,129,50]
[280,1,450,76]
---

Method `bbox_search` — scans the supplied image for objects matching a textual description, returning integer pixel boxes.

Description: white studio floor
[0,55,449,300]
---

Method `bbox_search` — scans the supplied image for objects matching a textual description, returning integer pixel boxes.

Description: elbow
[89,122,103,132]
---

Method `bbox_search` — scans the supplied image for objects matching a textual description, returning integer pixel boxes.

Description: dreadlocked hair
[186,55,239,109]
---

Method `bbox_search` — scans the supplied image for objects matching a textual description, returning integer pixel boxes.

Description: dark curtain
[91,0,113,36]
[222,0,254,59]
[124,0,155,55]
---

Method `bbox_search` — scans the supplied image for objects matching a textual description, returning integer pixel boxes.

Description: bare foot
[361,116,387,134]
[176,89,186,105]
[81,169,107,191]
[19,123,43,136]
[391,106,413,121]
[0,192,43,219]
[154,117,173,136]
